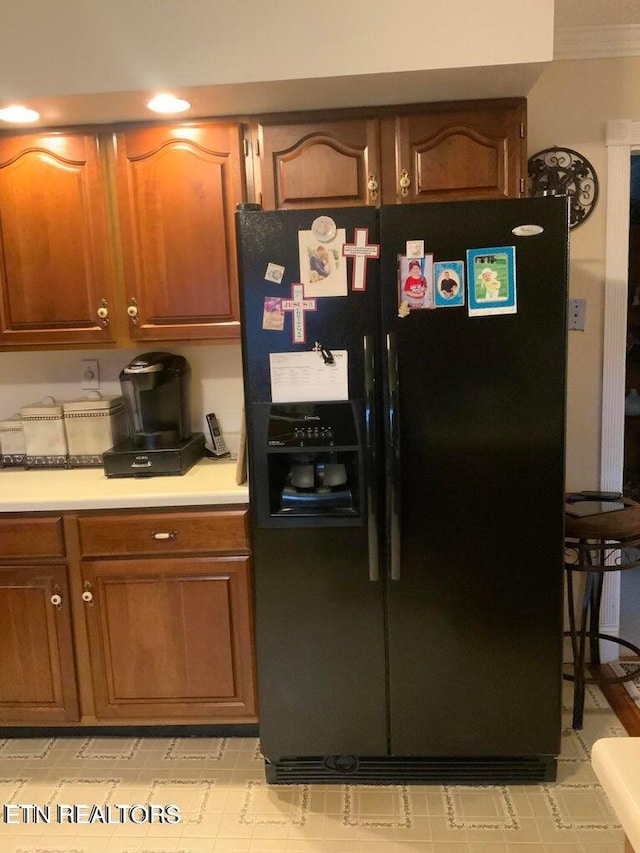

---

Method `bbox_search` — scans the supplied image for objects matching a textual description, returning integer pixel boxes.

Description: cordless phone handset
[206,412,230,458]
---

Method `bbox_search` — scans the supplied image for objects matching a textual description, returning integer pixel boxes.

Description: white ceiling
[0,1,637,130]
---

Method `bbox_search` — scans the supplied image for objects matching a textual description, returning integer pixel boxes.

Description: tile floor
[0,682,628,853]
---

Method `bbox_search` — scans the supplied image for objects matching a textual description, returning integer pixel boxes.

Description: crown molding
[554,23,640,60]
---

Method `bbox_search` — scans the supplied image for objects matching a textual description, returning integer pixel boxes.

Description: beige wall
[528,56,640,490]
[0,344,245,458]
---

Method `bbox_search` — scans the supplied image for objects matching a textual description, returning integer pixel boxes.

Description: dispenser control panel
[267,402,358,448]
[293,426,334,441]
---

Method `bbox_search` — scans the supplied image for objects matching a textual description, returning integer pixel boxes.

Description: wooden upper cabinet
[0,131,116,347]
[253,115,381,209]
[0,100,526,350]
[387,99,526,204]
[253,100,526,211]
[113,121,247,341]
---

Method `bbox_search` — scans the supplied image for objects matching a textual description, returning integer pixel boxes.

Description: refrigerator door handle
[364,335,379,582]
[387,332,401,581]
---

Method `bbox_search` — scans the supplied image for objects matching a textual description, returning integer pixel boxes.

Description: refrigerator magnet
[311,215,337,243]
[398,254,435,311]
[342,227,379,291]
[298,228,348,297]
[262,297,285,331]
[467,246,517,317]
[281,283,317,343]
[264,262,285,284]
[406,240,424,259]
[434,261,465,308]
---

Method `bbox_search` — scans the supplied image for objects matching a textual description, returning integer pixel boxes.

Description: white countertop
[0,458,248,512]
[591,737,640,852]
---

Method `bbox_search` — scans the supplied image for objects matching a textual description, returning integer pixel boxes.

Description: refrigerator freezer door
[236,206,389,761]
[379,197,569,757]
[236,207,381,405]
[251,525,389,761]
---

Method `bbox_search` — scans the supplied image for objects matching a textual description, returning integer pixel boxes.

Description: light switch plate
[568,299,586,331]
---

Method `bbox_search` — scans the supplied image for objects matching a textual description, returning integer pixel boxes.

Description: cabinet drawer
[77,509,249,556]
[0,516,65,559]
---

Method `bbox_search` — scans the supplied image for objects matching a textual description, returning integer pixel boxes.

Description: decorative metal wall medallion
[527,146,599,229]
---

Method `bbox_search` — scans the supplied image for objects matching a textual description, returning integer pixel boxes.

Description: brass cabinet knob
[127,298,139,323]
[97,298,109,324]
[399,169,411,198]
[367,174,379,204]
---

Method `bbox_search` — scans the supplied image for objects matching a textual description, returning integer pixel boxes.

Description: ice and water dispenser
[250,401,365,527]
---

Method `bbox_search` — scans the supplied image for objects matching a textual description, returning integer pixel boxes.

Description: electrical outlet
[568,298,586,331]
[81,359,100,390]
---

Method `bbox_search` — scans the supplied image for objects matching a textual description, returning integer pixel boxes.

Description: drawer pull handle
[82,590,94,604]
[151,530,178,540]
[50,593,62,609]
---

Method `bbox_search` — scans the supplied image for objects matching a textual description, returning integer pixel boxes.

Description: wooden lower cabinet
[81,555,256,719]
[0,562,79,723]
[0,507,257,727]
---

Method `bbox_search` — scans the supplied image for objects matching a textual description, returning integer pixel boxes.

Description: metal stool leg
[565,564,588,729]
[589,571,604,666]
[574,572,596,729]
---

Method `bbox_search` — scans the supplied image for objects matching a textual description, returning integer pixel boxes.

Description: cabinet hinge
[520,122,525,138]
[243,138,249,158]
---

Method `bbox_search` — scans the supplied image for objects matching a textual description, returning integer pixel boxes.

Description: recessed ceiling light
[0,105,40,123]
[146,94,191,114]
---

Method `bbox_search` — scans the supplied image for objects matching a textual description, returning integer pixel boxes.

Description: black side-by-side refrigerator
[236,196,568,785]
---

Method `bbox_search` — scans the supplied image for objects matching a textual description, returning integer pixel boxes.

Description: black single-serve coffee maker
[103,352,204,477]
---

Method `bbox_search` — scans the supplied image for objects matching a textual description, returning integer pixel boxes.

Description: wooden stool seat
[564,497,640,729]
[565,497,640,543]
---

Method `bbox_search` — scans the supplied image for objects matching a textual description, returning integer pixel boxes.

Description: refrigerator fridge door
[379,197,569,759]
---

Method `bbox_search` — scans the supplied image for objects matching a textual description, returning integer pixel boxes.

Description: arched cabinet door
[389,99,526,204]
[0,131,116,347]
[114,121,247,342]
[253,115,381,210]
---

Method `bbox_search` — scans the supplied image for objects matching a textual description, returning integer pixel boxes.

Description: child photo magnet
[398,254,435,311]
[466,247,517,317]
[434,261,464,308]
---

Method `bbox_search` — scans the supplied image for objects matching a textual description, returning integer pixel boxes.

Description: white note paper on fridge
[269,350,348,403]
